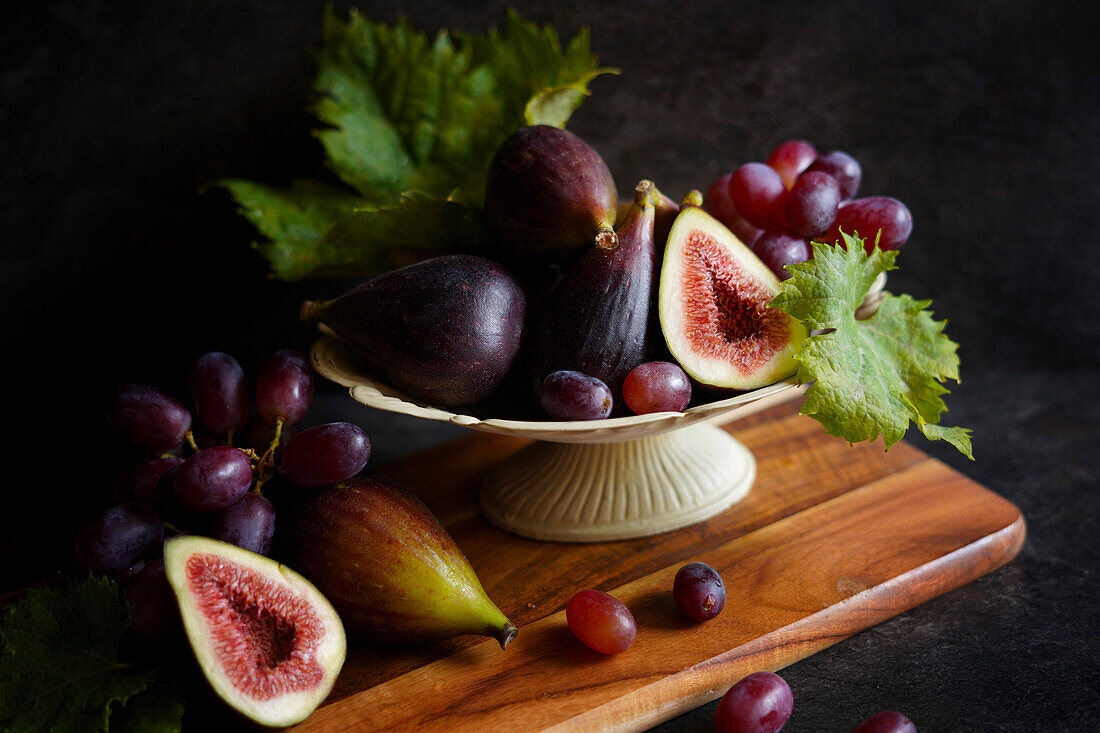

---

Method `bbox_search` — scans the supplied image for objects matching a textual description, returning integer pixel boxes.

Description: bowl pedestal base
[480,422,754,542]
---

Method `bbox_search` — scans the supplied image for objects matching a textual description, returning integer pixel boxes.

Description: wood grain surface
[294,400,1024,732]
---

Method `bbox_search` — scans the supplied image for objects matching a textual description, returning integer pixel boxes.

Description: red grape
[766,139,817,189]
[622,362,691,414]
[850,711,917,733]
[75,503,164,576]
[190,351,251,436]
[540,371,613,420]
[106,384,192,451]
[174,445,253,513]
[256,349,314,426]
[211,493,276,555]
[706,173,741,228]
[805,150,862,200]
[729,163,789,230]
[281,422,372,487]
[785,171,840,237]
[715,671,793,733]
[673,562,726,621]
[125,559,180,638]
[116,456,183,505]
[753,230,811,281]
[828,197,913,252]
[566,589,636,654]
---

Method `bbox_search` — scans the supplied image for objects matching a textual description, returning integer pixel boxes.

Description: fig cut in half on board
[163,535,346,728]
[658,206,808,391]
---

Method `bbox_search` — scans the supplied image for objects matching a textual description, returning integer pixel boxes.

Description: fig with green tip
[658,206,808,391]
[288,476,518,649]
[484,125,619,257]
[163,535,346,728]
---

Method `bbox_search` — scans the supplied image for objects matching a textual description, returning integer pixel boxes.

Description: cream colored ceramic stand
[479,422,754,541]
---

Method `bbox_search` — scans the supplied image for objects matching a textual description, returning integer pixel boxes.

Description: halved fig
[164,535,346,728]
[658,206,808,391]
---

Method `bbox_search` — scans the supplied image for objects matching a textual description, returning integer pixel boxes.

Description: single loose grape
[75,503,164,576]
[211,493,276,555]
[753,230,811,281]
[622,362,692,414]
[540,371,613,420]
[566,589,636,654]
[174,445,253,513]
[673,562,726,621]
[714,671,793,733]
[850,711,917,733]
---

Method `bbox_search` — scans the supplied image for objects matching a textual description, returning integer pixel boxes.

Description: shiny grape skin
[714,671,794,733]
[540,371,613,421]
[256,349,314,426]
[850,711,917,733]
[706,173,741,228]
[830,197,914,252]
[190,351,251,436]
[281,422,372,487]
[75,503,164,576]
[805,150,862,200]
[116,456,184,505]
[706,173,763,246]
[174,446,254,513]
[766,139,818,189]
[785,171,841,237]
[622,362,692,414]
[672,562,726,621]
[106,384,192,451]
[211,493,276,555]
[125,559,180,638]
[566,589,636,655]
[729,163,789,230]
[753,230,811,281]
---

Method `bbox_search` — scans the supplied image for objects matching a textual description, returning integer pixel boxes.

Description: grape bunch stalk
[80,349,372,637]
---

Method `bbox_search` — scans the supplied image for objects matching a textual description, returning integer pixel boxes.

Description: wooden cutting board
[295,399,1024,732]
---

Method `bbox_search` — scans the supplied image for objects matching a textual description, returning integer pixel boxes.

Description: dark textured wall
[2,1,1097,730]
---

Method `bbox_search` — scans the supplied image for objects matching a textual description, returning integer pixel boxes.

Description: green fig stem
[253,418,285,493]
[184,430,199,453]
[680,189,704,208]
[493,622,519,650]
[299,300,322,325]
[633,179,655,207]
[595,222,618,251]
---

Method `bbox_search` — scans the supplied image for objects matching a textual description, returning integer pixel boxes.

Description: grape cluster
[80,349,373,636]
[705,139,914,281]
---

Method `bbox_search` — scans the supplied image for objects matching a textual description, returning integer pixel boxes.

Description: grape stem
[253,418,285,494]
[184,430,199,452]
[226,427,236,446]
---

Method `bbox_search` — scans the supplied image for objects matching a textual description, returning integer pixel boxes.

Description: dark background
[2,1,1097,730]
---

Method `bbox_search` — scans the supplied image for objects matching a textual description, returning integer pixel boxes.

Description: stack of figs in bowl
[304,125,882,542]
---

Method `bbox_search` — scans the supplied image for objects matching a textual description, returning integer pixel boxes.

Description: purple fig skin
[302,255,526,407]
[288,476,517,648]
[525,180,658,406]
[484,125,618,256]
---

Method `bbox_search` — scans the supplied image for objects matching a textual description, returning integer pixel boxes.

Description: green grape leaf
[213,178,361,280]
[770,233,973,459]
[308,192,482,278]
[0,576,157,732]
[214,8,615,280]
[465,10,619,128]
